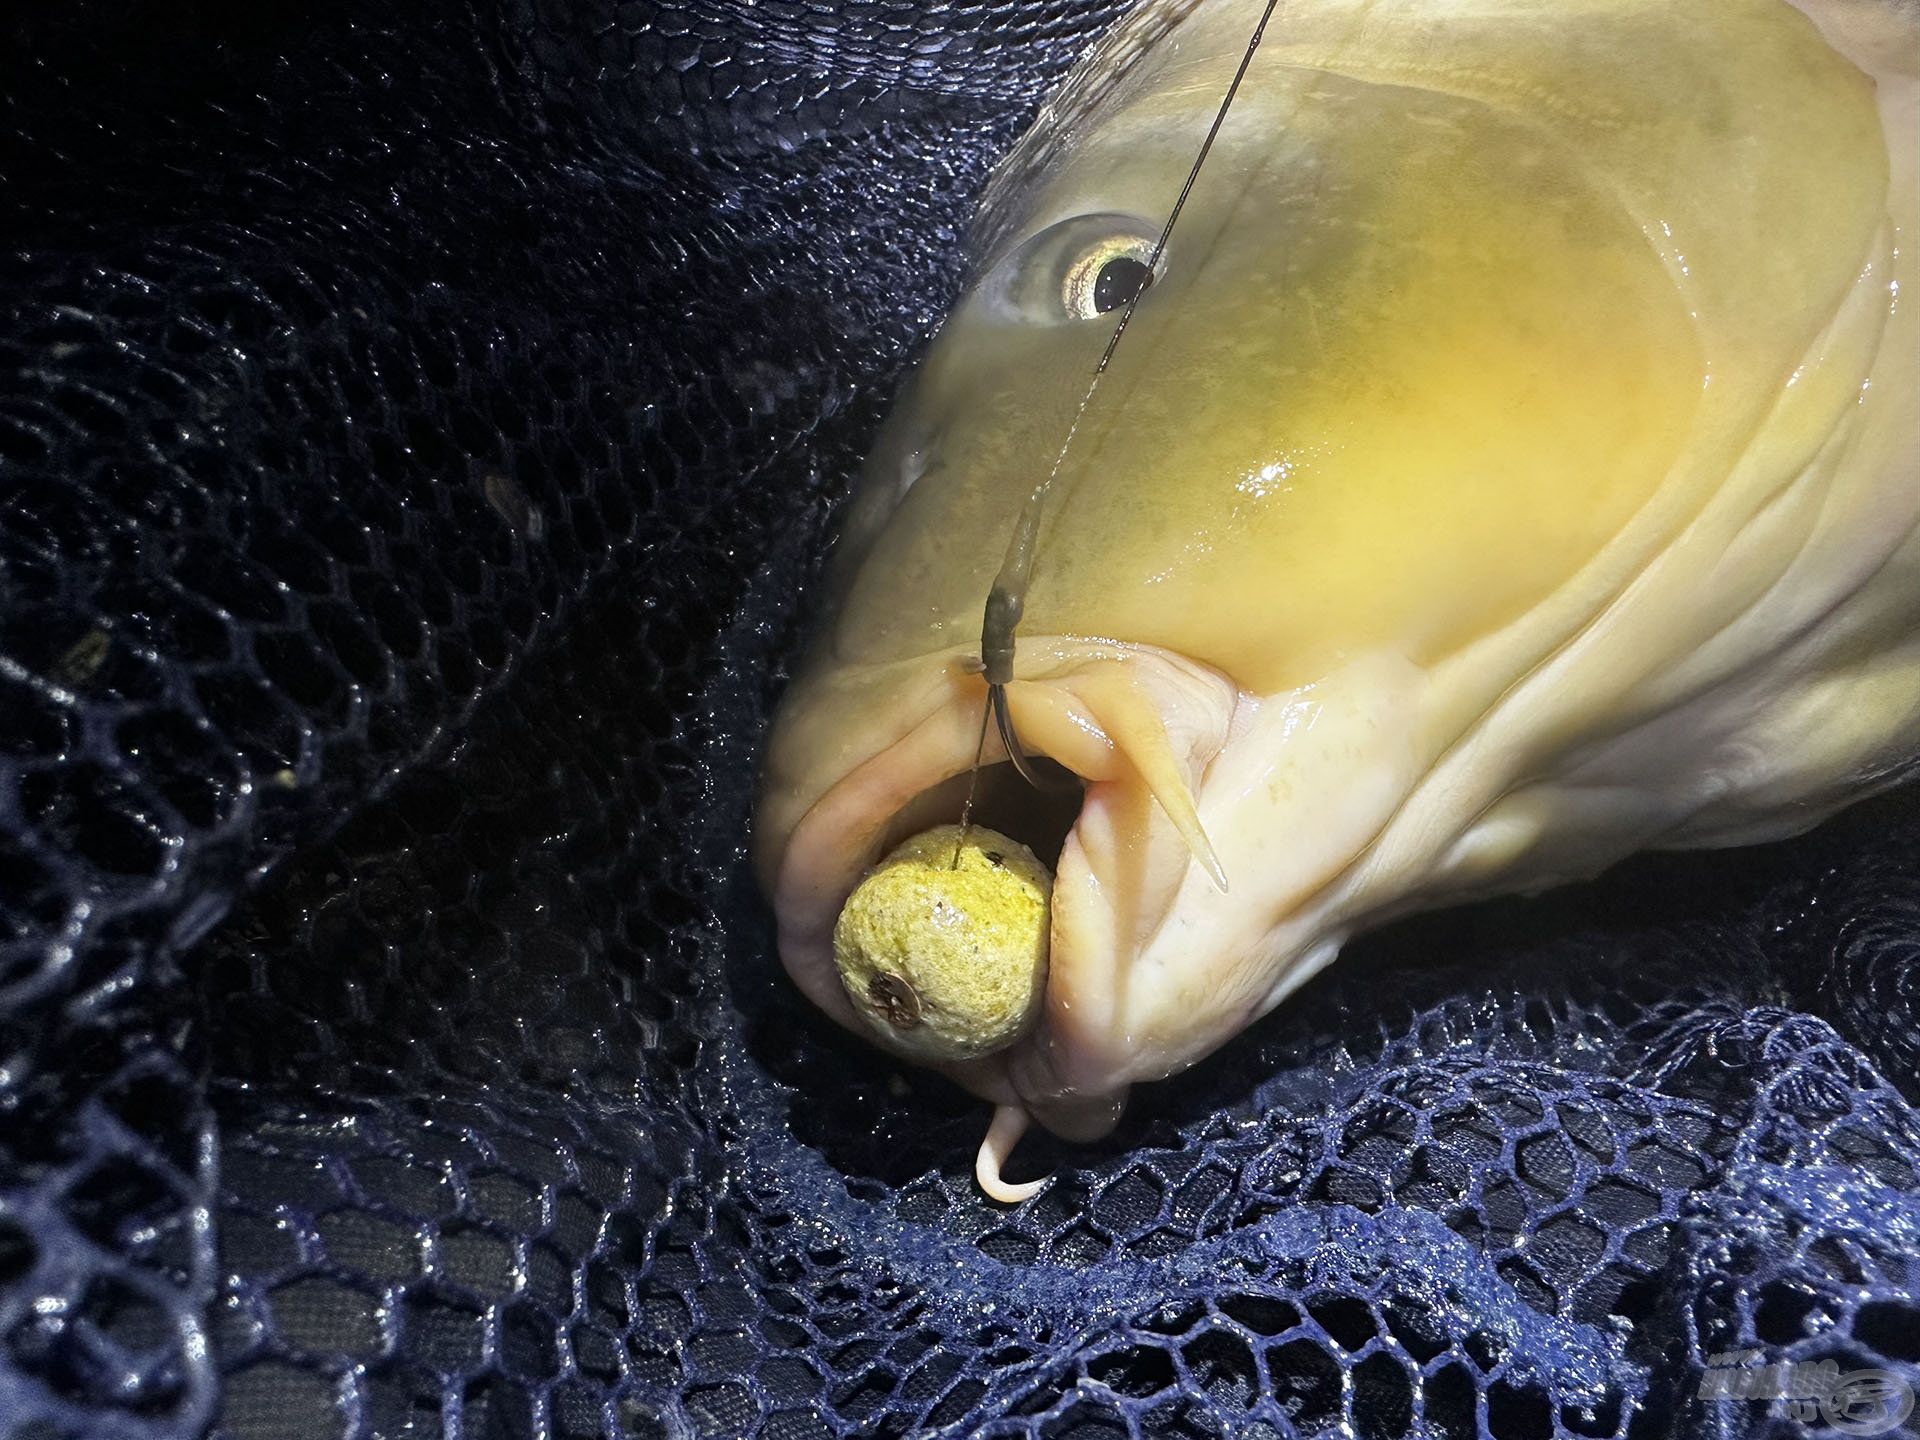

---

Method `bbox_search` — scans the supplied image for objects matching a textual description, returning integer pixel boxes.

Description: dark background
[1,3,1916,1437]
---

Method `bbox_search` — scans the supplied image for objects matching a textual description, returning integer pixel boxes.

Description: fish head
[758,0,1914,1141]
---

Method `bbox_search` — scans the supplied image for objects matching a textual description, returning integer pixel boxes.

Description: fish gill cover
[0,2,1914,1439]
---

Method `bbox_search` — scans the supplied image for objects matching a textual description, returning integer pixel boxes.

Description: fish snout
[765,640,1435,1140]
[761,641,1229,1018]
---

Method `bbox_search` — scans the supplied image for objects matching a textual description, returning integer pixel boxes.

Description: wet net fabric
[0,3,1916,1438]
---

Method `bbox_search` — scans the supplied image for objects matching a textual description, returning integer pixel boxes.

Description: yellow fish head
[757,0,1918,1171]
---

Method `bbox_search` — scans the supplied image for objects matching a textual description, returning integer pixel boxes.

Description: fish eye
[983,213,1161,324]
[1062,236,1156,319]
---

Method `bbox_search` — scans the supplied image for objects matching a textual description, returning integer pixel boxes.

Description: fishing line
[957,0,1287,863]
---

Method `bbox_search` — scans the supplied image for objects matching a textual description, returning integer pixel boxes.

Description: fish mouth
[759,636,1246,1128]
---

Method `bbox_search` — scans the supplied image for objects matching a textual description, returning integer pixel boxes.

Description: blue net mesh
[1,3,1916,1438]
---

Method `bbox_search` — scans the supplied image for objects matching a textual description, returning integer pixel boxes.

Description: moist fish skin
[757,0,1920,1166]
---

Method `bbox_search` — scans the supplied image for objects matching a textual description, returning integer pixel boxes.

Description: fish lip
[764,650,983,1041]
[762,636,1241,1098]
